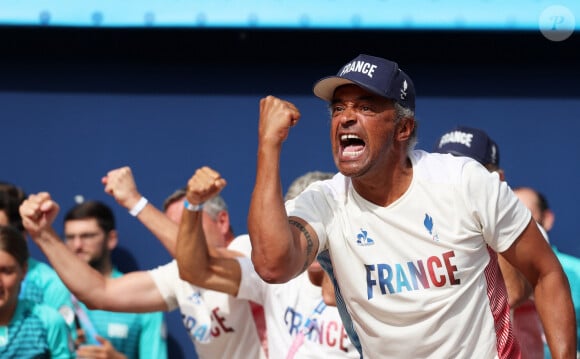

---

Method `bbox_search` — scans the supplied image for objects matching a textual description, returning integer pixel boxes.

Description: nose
[68,237,84,250]
[339,107,357,126]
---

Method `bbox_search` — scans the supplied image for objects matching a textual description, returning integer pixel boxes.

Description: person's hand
[75,327,87,348]
[258,95,301,148]
[186,166,227,206]
[76,336,127,359]
[19,192,60,238]
[102,166,142,210]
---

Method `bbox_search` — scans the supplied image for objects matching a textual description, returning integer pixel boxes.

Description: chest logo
[356,228,375,246]
[423,213,440,241]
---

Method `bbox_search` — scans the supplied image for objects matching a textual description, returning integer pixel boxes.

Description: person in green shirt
[0,225,74,358]
[62,200,168,359]
[0,182,75,336]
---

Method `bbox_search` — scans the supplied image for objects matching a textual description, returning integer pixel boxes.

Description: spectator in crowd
[434,125,544,358]
[0,225,73,358]
[0,182,75,336]
[103,166,267,357]
[63,200,167,359]
[19,166,266,359]
[513,186,580,358]
[175,166,358,358]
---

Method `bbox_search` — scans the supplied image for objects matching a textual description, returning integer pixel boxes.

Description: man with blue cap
[247,54,576,358]
[435,125,546,358]
[434,125,502,176]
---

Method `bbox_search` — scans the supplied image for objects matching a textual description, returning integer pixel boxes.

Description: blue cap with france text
[312,54,415,110]
[434,126,500,166]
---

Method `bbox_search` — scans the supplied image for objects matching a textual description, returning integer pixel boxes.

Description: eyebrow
[331,94,377,105]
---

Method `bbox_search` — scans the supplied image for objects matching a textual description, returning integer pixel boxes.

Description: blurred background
[2,1,579,357]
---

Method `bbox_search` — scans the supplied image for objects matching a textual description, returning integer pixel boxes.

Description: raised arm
[502,218,576,359]
[248,96,319,283]
[20,192,167,313]
[102,166,179,256]
[175,167,242,296]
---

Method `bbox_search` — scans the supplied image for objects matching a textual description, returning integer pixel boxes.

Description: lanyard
[70,294,101,346]
[286,299,327,359]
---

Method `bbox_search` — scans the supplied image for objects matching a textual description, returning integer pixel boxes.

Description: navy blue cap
[434,126,500,166]
[312,54,416,110]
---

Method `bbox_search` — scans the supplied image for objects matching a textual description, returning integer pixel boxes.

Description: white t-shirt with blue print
[286,150,531,359]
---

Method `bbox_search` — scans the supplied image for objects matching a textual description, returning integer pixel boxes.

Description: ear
[397,117,415,142]
[542,209,555,232]
[107,229,119,251]
[496,169,505,182]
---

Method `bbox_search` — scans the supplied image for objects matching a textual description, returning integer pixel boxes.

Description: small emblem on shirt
[58,305,75,326]
[423,213,439,241]
[356,228,375,246]
[107,323,129,338]
[187,291,203,305]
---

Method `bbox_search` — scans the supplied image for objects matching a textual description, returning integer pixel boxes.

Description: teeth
[340,134,361,141]
[343,149,364,157]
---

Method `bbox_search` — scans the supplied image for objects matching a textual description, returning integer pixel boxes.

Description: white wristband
[129,197,148,217]
[184,199,204,212]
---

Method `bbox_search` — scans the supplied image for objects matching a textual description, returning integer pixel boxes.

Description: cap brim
[313,76,359,101]
[437,148,486,166]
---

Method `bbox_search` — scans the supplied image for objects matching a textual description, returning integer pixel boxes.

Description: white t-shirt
[286,150,531,359]
[237,257,359,359]
[149,256,266,359]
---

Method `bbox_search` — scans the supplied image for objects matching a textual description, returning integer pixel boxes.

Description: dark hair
[513,186,551,214]
[0,225,29,266]
[64,200,116,233]
[537,191,550,213]
[0,182,27,232]
[163,187,186,212]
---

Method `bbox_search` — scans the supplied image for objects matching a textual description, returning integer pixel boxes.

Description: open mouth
[340,134,365,157]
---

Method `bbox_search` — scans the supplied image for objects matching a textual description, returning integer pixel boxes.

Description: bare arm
[175,167,243,296]
[321,272,337,306]
[248,96,319,283]
[497,255,533,308]
[102,166,179,256]
[502,219,576,359]
[129,204,179,256]
[20,192,168,313]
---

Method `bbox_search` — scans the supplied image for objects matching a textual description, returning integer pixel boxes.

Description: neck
[224,232,235,248]
[91,257,114,276]
[308,268,324,287]
[353,155,413,207]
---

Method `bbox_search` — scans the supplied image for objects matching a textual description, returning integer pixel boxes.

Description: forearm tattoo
[289,219,314,273]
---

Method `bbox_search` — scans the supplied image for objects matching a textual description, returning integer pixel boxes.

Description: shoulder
[293,172,349,203]
[228,234,253,257]
[411,149,483,184]
[28,301,68,325]
[27,258,58,277]
[148,259,178,277]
